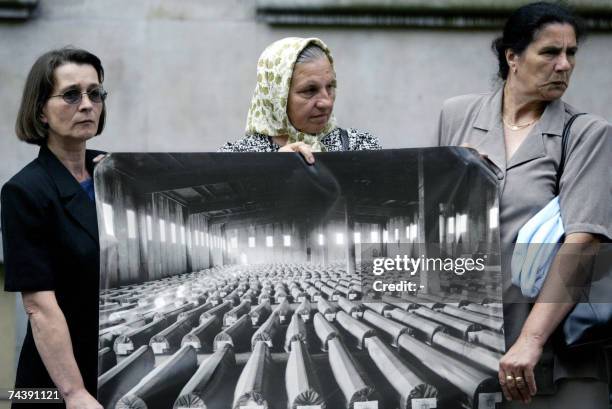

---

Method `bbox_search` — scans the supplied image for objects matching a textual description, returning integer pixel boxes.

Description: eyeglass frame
[48,87,108,105]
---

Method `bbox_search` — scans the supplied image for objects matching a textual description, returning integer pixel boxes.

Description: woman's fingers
[460,143,489,159]
[498,369,513,401]
[504,371,523,402]
[525,368,538,396]
[279,142,315,164]
[295,143,315,164]
[515,372,534,403]
[500,341,540,404]
[93,154,107,163]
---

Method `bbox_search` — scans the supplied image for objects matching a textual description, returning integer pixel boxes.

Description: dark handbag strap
[339,128,350,151]
[555,113,586,194]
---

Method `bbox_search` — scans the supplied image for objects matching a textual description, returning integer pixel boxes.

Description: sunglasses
[49,87,108,105]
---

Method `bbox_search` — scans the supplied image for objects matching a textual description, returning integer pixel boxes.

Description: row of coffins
[98,262,504,409]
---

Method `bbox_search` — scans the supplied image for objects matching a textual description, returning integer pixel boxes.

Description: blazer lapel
[471,87,507,177]
[506,127,546,170]
[507,98,564,170]
[38,145,100,246]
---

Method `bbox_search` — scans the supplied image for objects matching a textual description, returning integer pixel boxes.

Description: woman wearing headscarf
[220,37,381,160]
[437,2,610,408]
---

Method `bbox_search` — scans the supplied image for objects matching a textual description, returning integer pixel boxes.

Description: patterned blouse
[219,128,381,152]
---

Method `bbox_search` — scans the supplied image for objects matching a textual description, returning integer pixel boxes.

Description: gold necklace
[503,117,536,131]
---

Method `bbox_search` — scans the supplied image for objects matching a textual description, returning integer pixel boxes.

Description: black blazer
[2,144,103,405]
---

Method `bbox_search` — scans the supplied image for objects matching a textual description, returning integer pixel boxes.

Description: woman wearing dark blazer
[2,48,107,409]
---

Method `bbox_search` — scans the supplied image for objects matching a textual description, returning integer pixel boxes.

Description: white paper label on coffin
[151,342,166,354]
[183,341,200,350]
[354,401,378,409]
[478,392,502,409]
[411,398,437,409]
[116,342,133,355]
[216,340,233,349]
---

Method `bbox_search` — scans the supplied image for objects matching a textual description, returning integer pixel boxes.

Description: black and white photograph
[95,148,504,409]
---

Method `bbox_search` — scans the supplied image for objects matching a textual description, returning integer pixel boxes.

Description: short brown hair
[15,47,106,145]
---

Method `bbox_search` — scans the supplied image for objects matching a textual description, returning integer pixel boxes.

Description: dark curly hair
[492,2,585,80]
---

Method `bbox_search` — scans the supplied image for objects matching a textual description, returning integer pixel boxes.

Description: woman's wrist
[518,331,547,348]
[61,385,87,400]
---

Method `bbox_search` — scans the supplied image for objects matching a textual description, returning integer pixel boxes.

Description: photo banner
[94,148,504,409]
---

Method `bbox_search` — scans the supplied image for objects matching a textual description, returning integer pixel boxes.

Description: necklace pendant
[510,125,519,131]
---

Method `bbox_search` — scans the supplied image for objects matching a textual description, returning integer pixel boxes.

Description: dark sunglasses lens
[89,89,106,103]
[62,90,82,104]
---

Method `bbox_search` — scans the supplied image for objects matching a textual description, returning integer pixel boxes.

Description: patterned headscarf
[245,37,337,152]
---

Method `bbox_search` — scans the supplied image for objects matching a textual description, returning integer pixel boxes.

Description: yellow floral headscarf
[245,37,337,152]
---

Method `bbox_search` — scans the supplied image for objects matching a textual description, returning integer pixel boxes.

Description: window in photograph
[180,226,185,244]
[354,232,361,244]
[248,236,256,248]
[457,214,468,235]
[159,219,166,242]
[195,230,200,246]
[394,228,399,242]
[410,224,418,241]
[126,209,136,239]
[266,235,274,247]
[171,223,176,244]
[230,236,238,249]
[201,232,206,248]
[447,217,455,235]
[102,203,114,236]
[283,235,291,247]
[370,230,379,243]
[335,232,344,245]
[382,230,388,243]
[489,207,499,229]
[318,233,325,246]
[146,215,153,241]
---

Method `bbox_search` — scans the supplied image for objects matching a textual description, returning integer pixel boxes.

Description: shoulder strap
[339,128,350,151]
[556,113,586,194]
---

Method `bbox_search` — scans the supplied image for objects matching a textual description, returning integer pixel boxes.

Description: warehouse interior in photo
[95,149,505,409]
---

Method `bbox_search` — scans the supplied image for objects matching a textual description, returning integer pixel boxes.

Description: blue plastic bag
[511,196,564,298]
